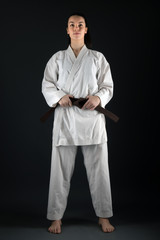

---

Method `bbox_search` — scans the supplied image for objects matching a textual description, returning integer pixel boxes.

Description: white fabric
[42,45,113,146]
[47,143,113,220]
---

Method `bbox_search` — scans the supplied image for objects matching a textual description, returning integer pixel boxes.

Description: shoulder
[46,49,66,65]
[88,49,109,66]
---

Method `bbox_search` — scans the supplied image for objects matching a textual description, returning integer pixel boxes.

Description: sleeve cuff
[50,90,66,107]
[94,93,103,107]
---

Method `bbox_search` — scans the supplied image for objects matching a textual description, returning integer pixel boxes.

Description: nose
[74,25,79,31]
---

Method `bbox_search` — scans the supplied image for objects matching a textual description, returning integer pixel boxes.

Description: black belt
[40,97,119,123]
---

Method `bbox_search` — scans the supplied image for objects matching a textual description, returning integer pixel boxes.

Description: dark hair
[67,12,92,49]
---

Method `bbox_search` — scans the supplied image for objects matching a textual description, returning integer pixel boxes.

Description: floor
[1,210,160,240]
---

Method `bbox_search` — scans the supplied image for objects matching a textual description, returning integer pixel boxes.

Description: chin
[72,36,82,40]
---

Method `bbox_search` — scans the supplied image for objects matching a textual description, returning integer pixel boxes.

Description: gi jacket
[42,45,113,146]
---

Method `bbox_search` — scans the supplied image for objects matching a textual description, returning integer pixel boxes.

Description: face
[67,15,88,41]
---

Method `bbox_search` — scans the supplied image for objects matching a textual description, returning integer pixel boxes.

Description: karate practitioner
[42,13,115,233]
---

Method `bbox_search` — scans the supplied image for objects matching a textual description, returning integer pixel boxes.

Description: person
[42,12,115,234]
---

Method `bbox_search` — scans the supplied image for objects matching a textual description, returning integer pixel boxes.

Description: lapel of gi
[65,45,88,93]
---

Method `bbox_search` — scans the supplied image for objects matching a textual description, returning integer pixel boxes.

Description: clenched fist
[82,95,101,110]
[58,94,73,107]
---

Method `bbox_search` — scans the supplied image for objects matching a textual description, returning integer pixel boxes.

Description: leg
[47,145,77,233]
[81,143,115,232]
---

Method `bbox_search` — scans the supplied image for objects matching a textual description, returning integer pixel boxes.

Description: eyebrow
[69,21,84,23]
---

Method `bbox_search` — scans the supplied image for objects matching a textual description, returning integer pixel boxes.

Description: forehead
[68,15,85,24]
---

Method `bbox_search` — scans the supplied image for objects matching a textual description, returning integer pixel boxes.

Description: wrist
[94,95,101,106]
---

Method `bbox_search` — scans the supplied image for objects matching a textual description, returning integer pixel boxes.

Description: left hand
[82,95,101,110]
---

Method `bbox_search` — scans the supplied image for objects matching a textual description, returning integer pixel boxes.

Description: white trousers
[47,143,113,220]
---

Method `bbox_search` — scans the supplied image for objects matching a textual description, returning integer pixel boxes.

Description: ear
[85,27,88,34]
[66,27,69,34]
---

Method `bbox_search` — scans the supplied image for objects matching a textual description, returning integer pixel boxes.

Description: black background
[1,0,159,224]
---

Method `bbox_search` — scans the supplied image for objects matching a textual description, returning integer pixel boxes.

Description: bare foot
[98,218,115,233]
[48,220,62,234]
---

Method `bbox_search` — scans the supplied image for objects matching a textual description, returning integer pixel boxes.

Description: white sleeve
[42,54,66,107]
[94,54,114,108]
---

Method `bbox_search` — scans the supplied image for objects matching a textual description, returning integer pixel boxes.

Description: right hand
[58,94,73,107]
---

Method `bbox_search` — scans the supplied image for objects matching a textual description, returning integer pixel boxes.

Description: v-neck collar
[67,44,87,61]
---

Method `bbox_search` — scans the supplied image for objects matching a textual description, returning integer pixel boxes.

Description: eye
[70,23,74,27]
[79,24,83,27]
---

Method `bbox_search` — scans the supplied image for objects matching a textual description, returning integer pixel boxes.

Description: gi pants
[47,143,113,220]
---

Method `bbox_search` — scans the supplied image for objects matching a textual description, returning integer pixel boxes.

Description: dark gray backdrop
[1,0,159,225]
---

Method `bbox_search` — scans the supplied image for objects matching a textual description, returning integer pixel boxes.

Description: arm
[82,54,113,110]
[94,54,113,108]
[42,55,66,107]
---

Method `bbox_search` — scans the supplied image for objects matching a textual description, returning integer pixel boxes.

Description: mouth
[73,33,80,35]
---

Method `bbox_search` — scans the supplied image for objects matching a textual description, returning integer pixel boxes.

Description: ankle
[51,219,62,223]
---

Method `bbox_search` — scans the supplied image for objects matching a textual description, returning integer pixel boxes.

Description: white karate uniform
[42,45,114,220]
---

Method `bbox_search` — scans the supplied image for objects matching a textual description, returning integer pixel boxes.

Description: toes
[48,221,61,234]
[51,226,61,234]
[48,226,57,234]
[101,226,108,232]
[107,227,115,233]
[56,227,61,234]
[48,228,53,233]
[48,227,52,233]
[101,225,115,233]
[56,228,60,234]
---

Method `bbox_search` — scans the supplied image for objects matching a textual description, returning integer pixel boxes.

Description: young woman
[42,13,115,234]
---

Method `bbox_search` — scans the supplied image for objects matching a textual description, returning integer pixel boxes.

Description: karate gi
[42,45,114,220]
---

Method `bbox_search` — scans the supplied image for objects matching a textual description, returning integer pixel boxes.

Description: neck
[70,40,85,57]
